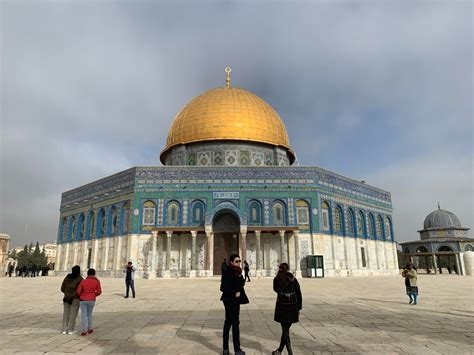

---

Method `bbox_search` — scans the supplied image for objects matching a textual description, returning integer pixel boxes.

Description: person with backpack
[272,263,302,355]
[60,265,83,334]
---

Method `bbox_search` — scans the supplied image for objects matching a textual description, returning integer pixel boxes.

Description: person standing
[243,260,250,282]
[272,263,302,355]
[8,263,14,277]
[220,254,249,355]
[403,264,419,305]
[76,268,102,336]
[123,261,136,298]
[60,265,83,334]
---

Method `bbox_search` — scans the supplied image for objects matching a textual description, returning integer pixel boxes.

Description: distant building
[42,243,57,265]
[400,204,473,275]
[0,233,11,276]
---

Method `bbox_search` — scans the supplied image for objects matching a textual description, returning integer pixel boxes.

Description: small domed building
[55,69,398,278]
[400,204,472,275]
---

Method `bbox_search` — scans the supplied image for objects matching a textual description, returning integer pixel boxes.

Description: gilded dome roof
[160,86,294,163]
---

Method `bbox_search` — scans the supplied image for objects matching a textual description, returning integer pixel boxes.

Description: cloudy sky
[1,1,472,248]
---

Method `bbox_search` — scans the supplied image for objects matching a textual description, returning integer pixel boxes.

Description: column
[454,253,461,275]
[82,240,89,271]
[115,237,122,272]
[205,229,214,277]
[55,244,62,273]
[239,230,247,262]
[150,231,158,279]
[64,243,70,271]
[164,231,172,278]
[279,230,287,264]
[72,242,78,266]
[432,254,438,274]
[190,231,197,278]
[255,230,262,277]
[294,231,302,278]
[102,237,109,271]
[92,239,99,269]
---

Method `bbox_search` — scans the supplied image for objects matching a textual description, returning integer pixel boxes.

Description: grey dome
[423,208,462,230]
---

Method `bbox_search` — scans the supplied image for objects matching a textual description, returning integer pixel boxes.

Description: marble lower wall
[55,233,399,278]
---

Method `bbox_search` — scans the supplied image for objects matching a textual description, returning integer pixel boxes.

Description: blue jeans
[80,301,95,332]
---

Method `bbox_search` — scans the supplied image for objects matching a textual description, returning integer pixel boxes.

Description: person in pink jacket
[76,268,102,336]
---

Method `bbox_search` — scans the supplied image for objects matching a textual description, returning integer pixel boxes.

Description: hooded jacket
[61,273,83,302]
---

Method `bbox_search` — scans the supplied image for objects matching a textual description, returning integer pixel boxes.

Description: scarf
[228,262,242,277]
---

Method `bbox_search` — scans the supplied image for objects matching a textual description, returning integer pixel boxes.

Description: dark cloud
[1,1,472,247]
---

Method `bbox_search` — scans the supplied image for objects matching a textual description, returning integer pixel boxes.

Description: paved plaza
[0,275,473,354]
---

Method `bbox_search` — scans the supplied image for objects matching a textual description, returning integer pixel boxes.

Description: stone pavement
[0,274,473,354]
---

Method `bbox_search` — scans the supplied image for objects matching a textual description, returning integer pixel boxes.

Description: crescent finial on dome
[225,66,231,87]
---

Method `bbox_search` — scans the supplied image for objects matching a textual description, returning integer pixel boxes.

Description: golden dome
[161,86,294,163]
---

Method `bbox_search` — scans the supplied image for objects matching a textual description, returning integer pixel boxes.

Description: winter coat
[407,269,417,287]
[76,276,102,301]
[220,267,249,304]
[273,273,302,324]
[61,274,83,303]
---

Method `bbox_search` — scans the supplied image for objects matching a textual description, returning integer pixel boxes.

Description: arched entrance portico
[212,210,240,275]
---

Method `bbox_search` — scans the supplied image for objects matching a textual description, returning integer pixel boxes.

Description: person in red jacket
[76,268,102,336]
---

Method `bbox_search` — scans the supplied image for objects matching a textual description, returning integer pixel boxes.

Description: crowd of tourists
[6,263,50,277]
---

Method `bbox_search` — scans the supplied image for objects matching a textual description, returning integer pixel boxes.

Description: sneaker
[87,329,94,334]
[67,331,76,335]
[124,296,129,298]
[409,300,413,304]
[222,350,230,355]
[235,351,246,355]
[272,351,282,355]
[413,302,417,305]
[80,332,87,336]
[62,331,67,335]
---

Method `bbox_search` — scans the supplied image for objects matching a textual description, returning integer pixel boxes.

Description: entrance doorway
[212,211,240,275]
[214,233,239,275]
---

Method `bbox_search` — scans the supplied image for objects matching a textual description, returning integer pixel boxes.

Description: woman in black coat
[220,254,249,355]
[272,263,302,355]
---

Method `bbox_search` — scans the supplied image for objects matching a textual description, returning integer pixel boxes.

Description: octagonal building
[55,70,398,278]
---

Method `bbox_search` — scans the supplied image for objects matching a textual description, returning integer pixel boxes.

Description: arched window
[321,201,330,232]
[121,202,130,233]
[86,211,94,239]
[272,201,286,225]
[416,246,428,253]
[111,207,119,235]
[296,200,310,228]
[347,208,356,236]
[77,214,85,240]
[357,210,366,238]
[61,218,67,241]
[334,205,343,234]
[192,201,205,224]
[438,245,453,252]
[465,244,473,252]
[167,201,180,225]
[248,201,262,225]
[142,200,156,226]
[376,215,383,240]
[368,213,375,238]
[70,216,77,241]
[385,216,392,241]
[97,209,106,237]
